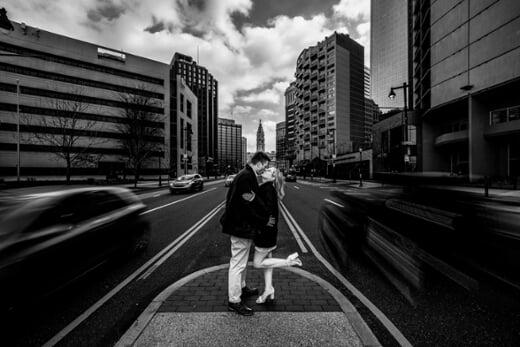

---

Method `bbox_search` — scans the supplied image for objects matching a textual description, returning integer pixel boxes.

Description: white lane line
[138,201,225,280]
[294,186,300,190]
[43,200,224,347]
[279,203,308,253]
[141,188,216,215]
[153,193,161,197]
[279,201,412,347]
[324,198,345,208]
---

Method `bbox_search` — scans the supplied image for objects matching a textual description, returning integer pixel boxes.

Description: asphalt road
[3,179,520,346]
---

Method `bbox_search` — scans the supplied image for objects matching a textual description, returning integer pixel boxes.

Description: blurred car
[225,174,236,187]
[170,174,204,194]
[0,187,150,311]
[318,186,520,299]
[285,172,297,182]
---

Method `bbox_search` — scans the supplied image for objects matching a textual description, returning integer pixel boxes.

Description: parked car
[0,187,150,311]
[170,174,204,194]
[225,174,236,187]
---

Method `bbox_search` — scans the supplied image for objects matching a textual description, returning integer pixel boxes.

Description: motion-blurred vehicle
[169,174,204,194]
[318,186,520,301]
[285,170,297,182]
[0,187,150,311]
[225,174,236,187]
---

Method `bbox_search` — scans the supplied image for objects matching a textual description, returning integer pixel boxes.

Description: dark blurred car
[169,174,204,194]
[0,187,150,311]
[225,174,236,187]
[285,171,297,182]
[318,187,520,298]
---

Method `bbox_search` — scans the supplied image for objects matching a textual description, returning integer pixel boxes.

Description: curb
[115,263,380,347]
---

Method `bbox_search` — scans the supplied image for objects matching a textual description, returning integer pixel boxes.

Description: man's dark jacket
[221,165,269,239]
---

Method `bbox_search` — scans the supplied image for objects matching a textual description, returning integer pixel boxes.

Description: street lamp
[388,82,409,171]
[359,146,363,187]
[1,51,46,183]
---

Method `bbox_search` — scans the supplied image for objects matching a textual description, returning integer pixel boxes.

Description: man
[221,151,274,316]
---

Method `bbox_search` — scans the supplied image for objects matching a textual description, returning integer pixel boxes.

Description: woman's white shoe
[286,253,302,267]
[256,287,275,304]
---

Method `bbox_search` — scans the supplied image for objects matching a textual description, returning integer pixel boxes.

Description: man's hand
[266,216,275,227]
[241,191,255,202]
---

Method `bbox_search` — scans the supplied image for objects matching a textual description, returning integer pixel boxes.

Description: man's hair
[250,151,271,164]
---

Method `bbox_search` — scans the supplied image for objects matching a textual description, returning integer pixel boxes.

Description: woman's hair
[274,169,285,200]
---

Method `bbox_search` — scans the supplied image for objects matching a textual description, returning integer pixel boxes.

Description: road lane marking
[279,201,412,347]
[43,200,224,347]
[294,186,300,190]
[279,203,308,253]
[138,201,225,280]
[153,193,161,197]
[324,198,345,208]
[140,188,216,215]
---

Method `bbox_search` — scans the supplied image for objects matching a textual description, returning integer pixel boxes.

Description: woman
[253,167,302,304]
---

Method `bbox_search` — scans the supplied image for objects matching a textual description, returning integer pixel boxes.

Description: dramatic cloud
[5,0,370,151]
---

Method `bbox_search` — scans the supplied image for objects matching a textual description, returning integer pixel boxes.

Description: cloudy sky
[5,0,370,152]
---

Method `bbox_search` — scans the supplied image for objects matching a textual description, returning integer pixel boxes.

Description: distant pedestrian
[253,168,302,304]
[220,151,274,316]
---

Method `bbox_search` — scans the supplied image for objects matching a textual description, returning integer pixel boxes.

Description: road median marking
[279,201,412,347]
[138,201,225,280]
[279,203,308,253]
[43,200,224,347]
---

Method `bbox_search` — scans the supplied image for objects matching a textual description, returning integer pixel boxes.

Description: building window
[180,93,184,112]
[180,119,184,149]
[187,100,192,118]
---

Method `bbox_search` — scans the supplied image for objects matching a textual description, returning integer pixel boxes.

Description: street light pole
[16,79,20,183]
[359,146,363,187]
[388,82,409,172]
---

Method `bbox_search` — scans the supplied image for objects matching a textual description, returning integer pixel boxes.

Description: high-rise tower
[170,53,218,175]
[256,119,265,152]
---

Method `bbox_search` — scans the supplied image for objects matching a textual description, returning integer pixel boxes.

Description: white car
[225,174,236,187]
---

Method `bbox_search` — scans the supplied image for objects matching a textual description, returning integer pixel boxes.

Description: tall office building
[0,20,169,179]
[174,76,198,175]
[217,118,242,173]
[293,32,364,164]
[284,82,297,166]
[241,136,247,166]
[370,0,409,111]
[256,119,265,152]
[413,0,520,181]
[276,121,288,170]
[364,66,371,98]
[171,53,218,175]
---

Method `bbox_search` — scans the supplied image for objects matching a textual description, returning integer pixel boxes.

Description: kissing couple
[220,151,302,316]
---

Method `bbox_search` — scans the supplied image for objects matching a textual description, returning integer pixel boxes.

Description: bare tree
[27,88,104,184]
[117,90,164,188]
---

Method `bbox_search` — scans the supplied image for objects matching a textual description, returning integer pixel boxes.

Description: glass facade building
[370,0,409,111]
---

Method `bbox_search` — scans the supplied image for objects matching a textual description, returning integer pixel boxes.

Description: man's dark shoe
[228,302,254,316]
[241,286,259,298]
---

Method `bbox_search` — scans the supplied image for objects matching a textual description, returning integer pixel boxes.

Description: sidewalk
[116,264,379,346]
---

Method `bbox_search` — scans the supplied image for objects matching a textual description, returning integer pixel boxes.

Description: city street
[2,179,519,346]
